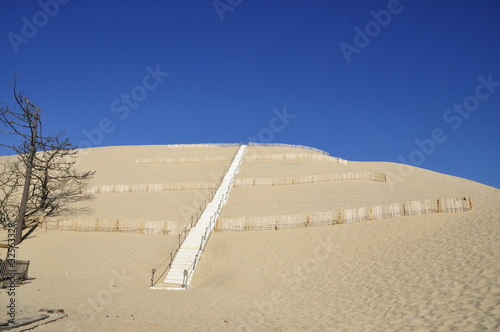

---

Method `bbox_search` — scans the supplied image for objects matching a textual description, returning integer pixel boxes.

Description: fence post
[183,269,188,288]
[150,269,156,287]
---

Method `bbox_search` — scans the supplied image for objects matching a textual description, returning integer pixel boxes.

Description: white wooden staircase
[151,145,247,290]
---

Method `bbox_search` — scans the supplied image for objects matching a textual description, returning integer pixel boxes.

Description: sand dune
[1,144,498,331]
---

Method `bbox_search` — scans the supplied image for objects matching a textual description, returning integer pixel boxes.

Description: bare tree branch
[0,78,95,243]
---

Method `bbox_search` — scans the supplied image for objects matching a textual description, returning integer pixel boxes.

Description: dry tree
[0,79,94,244]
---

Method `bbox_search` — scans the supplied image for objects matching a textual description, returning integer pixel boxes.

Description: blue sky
[1,0,499,188]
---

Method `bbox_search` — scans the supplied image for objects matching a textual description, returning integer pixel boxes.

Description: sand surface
[223,160,483,218]
[70,145,236,228]
[0,144,498,331]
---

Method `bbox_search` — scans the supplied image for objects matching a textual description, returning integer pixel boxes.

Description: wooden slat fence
[135,156,232,164]
[86,182,217,194]
[43,218,178,235]
[0,260,30,280]
[245,153,349,165]
[216,197,472,232]
[234,172,386,186]
[165,143,241,149]
[248,142,330,155]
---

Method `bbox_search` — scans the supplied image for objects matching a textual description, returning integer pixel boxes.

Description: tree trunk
[14,112,38,245]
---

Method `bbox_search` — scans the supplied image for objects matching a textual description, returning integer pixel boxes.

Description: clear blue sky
[1,0,499,188]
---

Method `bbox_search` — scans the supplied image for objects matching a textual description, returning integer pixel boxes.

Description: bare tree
[0,79,94,244]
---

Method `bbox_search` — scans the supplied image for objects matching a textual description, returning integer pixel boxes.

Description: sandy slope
[70,145,237,228]
[77,145,236,185]
[0,144,498,331]
[223,160,484,218]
